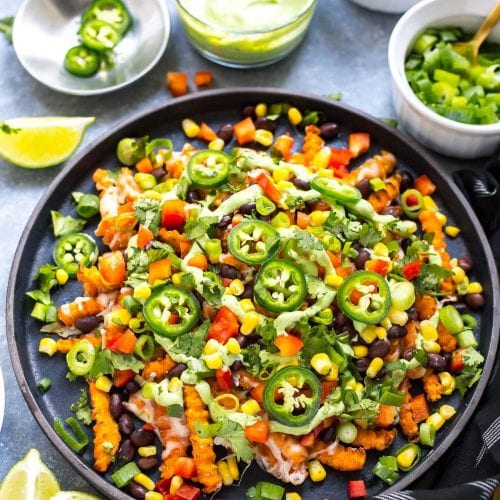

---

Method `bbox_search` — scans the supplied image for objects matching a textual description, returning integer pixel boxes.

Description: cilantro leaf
[169,321,209,359]
[358,224,382,247]
[33,263,58,293]
[414,264,453,296]
[176,177,190,200]
[0,17,14,44]
[201,272,225,307]
[241,344,261,376]
[50,210,86,237]
[134,198,161,234]
[294,229,325,254]
[0,121,19,134]
[256,318,277,351]
[301,110,323,126]
[88,349,113,379]
[70,388,94,426]
[111,353,145,372]
[184,212,218,240]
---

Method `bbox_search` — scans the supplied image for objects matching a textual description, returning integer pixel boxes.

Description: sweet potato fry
[312,442,366,471]
[352,428,397,450]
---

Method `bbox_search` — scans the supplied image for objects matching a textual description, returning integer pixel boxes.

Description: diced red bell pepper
[364,259,390,276]
[414,174,436,196]
[450,349,465,372]
[174,457,197,479]
[329,147,353,168]
[216,368,233,392]
[137,224,154,249]
[99,251,126,285]
[244,420,269,443]
[271,134,295,160]
[207,306,239,343]
[107,329,137,354]
[273,334,304,357]
[194,71,212,88]
[113,369,136,388]
[161,200,186,230]
[347,479,367,499]
[402,261,421,280]
[348,132,370,158]
[166,72,188,97]
[255,172,282,203]
[233,116,256,145]
[155,477,171,495]
[405,193,420,206]
[173,484,201,500]
[332,163,350,178]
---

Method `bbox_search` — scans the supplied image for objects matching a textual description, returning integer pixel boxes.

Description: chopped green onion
[395,443,422,471]
[134,334,155,361]
[37,377,52,393]
[256,196,276,216]
[379,389,406,407]
[111,461,141,488]
[336,421,357,444]
[390,281,416,311]
[76,194,100,219]
[439,305,464,334]
[66,340,96,377]
[461,313,477,329]
[54,417,89,452]
[369,178,386,192]
[372,456,399,485]
[31,302,49,322]
[419,422,436,447]
[121,295,142,315]
[254,481,285,500]
[456,329,478,348]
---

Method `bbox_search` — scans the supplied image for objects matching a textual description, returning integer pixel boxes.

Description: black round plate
[7,88,500,500]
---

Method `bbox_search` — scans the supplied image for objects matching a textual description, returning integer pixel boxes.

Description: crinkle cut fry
[89,381,121,473]
[351,427,397,450]
[183,385,222,493]
[423,369,444,402]
[399,393,419,440]
[311,441,366,471]
[142,355,176,381]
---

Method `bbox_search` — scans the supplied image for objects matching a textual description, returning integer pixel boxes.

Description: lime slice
[51,492,102,500]
[0,449,60,500]
[0,116,95,168]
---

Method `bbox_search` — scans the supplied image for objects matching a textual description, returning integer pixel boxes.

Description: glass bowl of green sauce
[175,0,317,68]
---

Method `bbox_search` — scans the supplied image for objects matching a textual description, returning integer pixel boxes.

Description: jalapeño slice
[227,220,280,265]
[254,259,307,313]
[82,0,132,36]
[337,270,391,324]
[187,150,232,189]
[80,20,121,51]
[143,285,200,338]
[53,233,98,277]
[311,176,362,203]
[64,45,101,77]
[263,366,321,427]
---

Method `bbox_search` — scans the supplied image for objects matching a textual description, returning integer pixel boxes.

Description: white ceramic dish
[349,0,422,15]
[388,0,500,158]
[12,0,170,96]
[0,366,4,432]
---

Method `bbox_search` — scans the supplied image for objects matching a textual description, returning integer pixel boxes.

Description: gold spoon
[452,2,500,63]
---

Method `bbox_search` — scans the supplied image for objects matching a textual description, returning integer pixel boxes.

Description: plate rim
[6,87,500,498]
[12,0,171,96]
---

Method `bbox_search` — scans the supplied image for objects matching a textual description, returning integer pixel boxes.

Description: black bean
[292,178,310,190]
[454,302,468,313]
[241,284,254,299]
[235,334,248,348]
[254,117,277,133]
[231,360,243,372]
[118,413,135,435]
[458,256,473,273]
[381,206,403,217]
[129,481,148,500]
[407,307,418,321]
[465,293,485,310]
[320,426,336,442]
[403,348,415,361]
[319,122,339,139]
[334,311,349,330]
[137,456,159,471]
[257,214,272,223]
[186,190,200,203]
[427,353,447,372]
[151,168,166,181]
[74,315,100,333]
[399,170,414,192]
[368,339,391,359]
[217,214,232,229]
[217,123,234,142]
[354,358,370,373]
[167,363,187,379]
[356,178,372,198]
[220,264,241,280]
[240,202,257,215]
[443,352,452,365]
[110,393,124,419]
[338,323,357,339]
[117,439,135,463]
[125,380,141,395]
[242,106,255,118]
[401,238,412,253]
[387,325,407,339]
[131,428,155,448]
[355,249,370,270]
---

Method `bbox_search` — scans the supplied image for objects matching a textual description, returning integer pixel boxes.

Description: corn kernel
[435,212,447,225]
[366,357,384,378]
[310,210,328,227]
[181,118,200,139]
[227,455,240,480]
[423,195,438,211]
[272,167,290,183]
[110,308,132,327]
[286,493,302,500]
[240,299,255,312]
[375,326,387,340]
[170,475,183,494]
[445,225,461,238]
[438,371,456,396]
[241,399,260,415]
[288,107,303,126]
[39,338,58,357]
[325,273,344,288]
[138,446,157,457]
[209,138,225,151]
[153,153,164,168]
[140,189,163,201]
[168,377,182,392]
[229,279,245,296]
[308,459,326,482]
[467,282,483,294]
[255,103,268,118]
[134,283,152,301]
[325,363,339,381]
[427,412,445,431]
[360,325,377,344]
[420,320,438,340]
[439,404,456,420]
[388,306,407,326]
[354,382,364,394]
[145,492,164,500]
[203,338,220,355]
[312,147,332,169]
[226,337,241,355]
[255,129,274,147]
[240,311,260,335]
[423,340,441,353]
[311,353,332,375]
[397,447,419,470]
[217,460,233,486]
[171,273,181,287]
[134,473,155,491]
[353,345,369,358]
[451,266,466,284]
[345,377,357,390]
[55,268,69,285]
[204,352,223,370]
[145,491,165,500]
[381,317,392,330]
[95,375,113,393]
[373,242,389,257]
[276,180,294,191]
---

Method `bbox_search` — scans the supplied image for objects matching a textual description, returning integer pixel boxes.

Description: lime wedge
[51,492,102,500]
[0,116,95,168]
[0,449,60,500]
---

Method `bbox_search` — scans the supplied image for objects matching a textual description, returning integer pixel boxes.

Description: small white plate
[349,0,423,14]
[12,0,170,96]
[0,366,4,432]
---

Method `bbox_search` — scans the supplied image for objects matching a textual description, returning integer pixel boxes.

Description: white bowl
[388,0,500,158]
[349,0,422,14]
